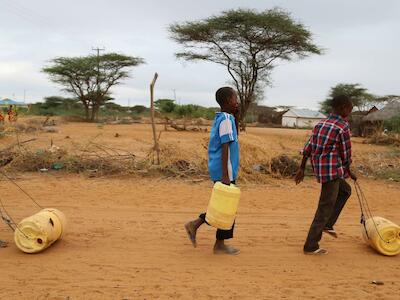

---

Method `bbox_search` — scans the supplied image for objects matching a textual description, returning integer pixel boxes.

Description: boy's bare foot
[184,222,197,248]
[0,240,8,248]
[213,243,240,255]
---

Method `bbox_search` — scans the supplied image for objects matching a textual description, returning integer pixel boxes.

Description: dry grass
[3,142,138,177]
[152,138,298,182]
[0,117,60,137]
[1,118,399,182]
[364,132,400,147]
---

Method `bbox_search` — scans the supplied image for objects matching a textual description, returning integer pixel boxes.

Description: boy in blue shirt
[185,87,240,255]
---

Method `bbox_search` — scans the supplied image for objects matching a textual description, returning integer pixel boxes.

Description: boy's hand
[221,175,231,186]
[233,107,240,118]
[349,170,358,181]
[295,168,305,185]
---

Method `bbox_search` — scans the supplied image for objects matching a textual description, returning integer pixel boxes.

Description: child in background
[7,105,13,122]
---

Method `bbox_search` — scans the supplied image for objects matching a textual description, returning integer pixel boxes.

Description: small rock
[371,280,384,285]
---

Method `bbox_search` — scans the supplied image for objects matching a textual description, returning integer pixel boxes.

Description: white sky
[0,0,399,109]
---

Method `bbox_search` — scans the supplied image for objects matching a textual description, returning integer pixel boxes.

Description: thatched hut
[363,101,400,135]
[350,106,378,137]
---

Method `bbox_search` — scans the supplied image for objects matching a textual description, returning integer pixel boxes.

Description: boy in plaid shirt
[295,95,357,255]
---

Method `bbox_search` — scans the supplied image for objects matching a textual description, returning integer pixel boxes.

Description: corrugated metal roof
[283,108,326,119]
[363,101,400,121]
[0,98,25,105]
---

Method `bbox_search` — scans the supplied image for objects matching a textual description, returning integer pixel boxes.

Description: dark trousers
[200,180,236,241]
[304,178,351,252]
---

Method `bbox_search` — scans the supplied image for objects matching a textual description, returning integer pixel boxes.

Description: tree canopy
[154,99,177,113]
[320,83,382,114]
[169,8,321,129]
[43,53,144,121]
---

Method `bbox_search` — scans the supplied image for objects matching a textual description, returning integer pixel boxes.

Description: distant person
[184,87,240,255]
[0,111,4,124]
[295,95,357,255]
[7,105,13,122]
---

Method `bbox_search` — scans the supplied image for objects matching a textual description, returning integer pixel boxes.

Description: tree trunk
[83,104,90,121]
[238,96,251,132]
[90,105,98,122]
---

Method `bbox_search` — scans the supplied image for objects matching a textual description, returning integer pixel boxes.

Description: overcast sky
[0,0,399,109]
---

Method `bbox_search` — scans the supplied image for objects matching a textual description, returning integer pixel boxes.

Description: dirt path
[0,174,399,299]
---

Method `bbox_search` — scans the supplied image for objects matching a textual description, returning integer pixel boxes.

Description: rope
[0,170,43,209]
[0,196,30,239]
[354,180,389,244]
[354,180,369,239]
[0,203,16,231]
[0,171,42,240]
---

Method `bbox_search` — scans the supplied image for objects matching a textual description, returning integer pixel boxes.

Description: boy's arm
[339,127,356,180]
[221,143,231,185]
[233,109,240,136]
[295,155,308,185]
[219,115,235,185]
[295,138,312,185]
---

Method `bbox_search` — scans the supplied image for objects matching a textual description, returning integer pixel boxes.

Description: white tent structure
[282,108,326,128]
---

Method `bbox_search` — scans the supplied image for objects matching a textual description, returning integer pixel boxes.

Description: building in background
[0,98,28,107]
[282,108,326,128]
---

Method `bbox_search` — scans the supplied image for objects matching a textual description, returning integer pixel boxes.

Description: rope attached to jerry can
[354,180,389,244]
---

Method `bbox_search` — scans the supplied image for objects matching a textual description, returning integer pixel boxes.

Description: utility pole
[23,90,26,103]
[92,46,105,58]
[173,89,176,102]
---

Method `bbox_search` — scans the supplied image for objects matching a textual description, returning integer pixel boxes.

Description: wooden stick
[150,73,160,165]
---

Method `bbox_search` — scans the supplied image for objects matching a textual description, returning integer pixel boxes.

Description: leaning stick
[150,73,159,164]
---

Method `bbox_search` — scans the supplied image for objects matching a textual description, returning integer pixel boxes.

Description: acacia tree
[320,83,379,114]
[43,53,144,121]
[169,8,321,130]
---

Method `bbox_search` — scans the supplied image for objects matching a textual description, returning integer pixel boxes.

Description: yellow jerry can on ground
[206,182,241,230]
[362,217,400,256]
[14,208,67,254]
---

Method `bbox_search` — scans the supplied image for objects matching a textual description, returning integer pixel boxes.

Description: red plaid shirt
[302,114,352,183]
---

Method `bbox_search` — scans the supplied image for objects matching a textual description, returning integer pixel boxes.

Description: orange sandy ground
[0,121,399,299]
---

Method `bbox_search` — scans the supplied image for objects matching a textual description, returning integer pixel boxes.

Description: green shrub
[384,116,400,133]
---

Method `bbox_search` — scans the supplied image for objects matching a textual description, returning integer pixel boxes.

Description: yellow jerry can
[362,217,400,256]
[206,182,241,230]
[14,208,67,254]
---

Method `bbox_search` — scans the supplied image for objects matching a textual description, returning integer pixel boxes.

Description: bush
[384,116,400,133]
[131,105,148,114]
[173,104,216,120]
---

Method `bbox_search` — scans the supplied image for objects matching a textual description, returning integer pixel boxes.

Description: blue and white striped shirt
[208,112,240,181]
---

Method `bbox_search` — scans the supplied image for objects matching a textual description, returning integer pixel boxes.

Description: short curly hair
[215,87,235,107]
[331,95,352,109]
